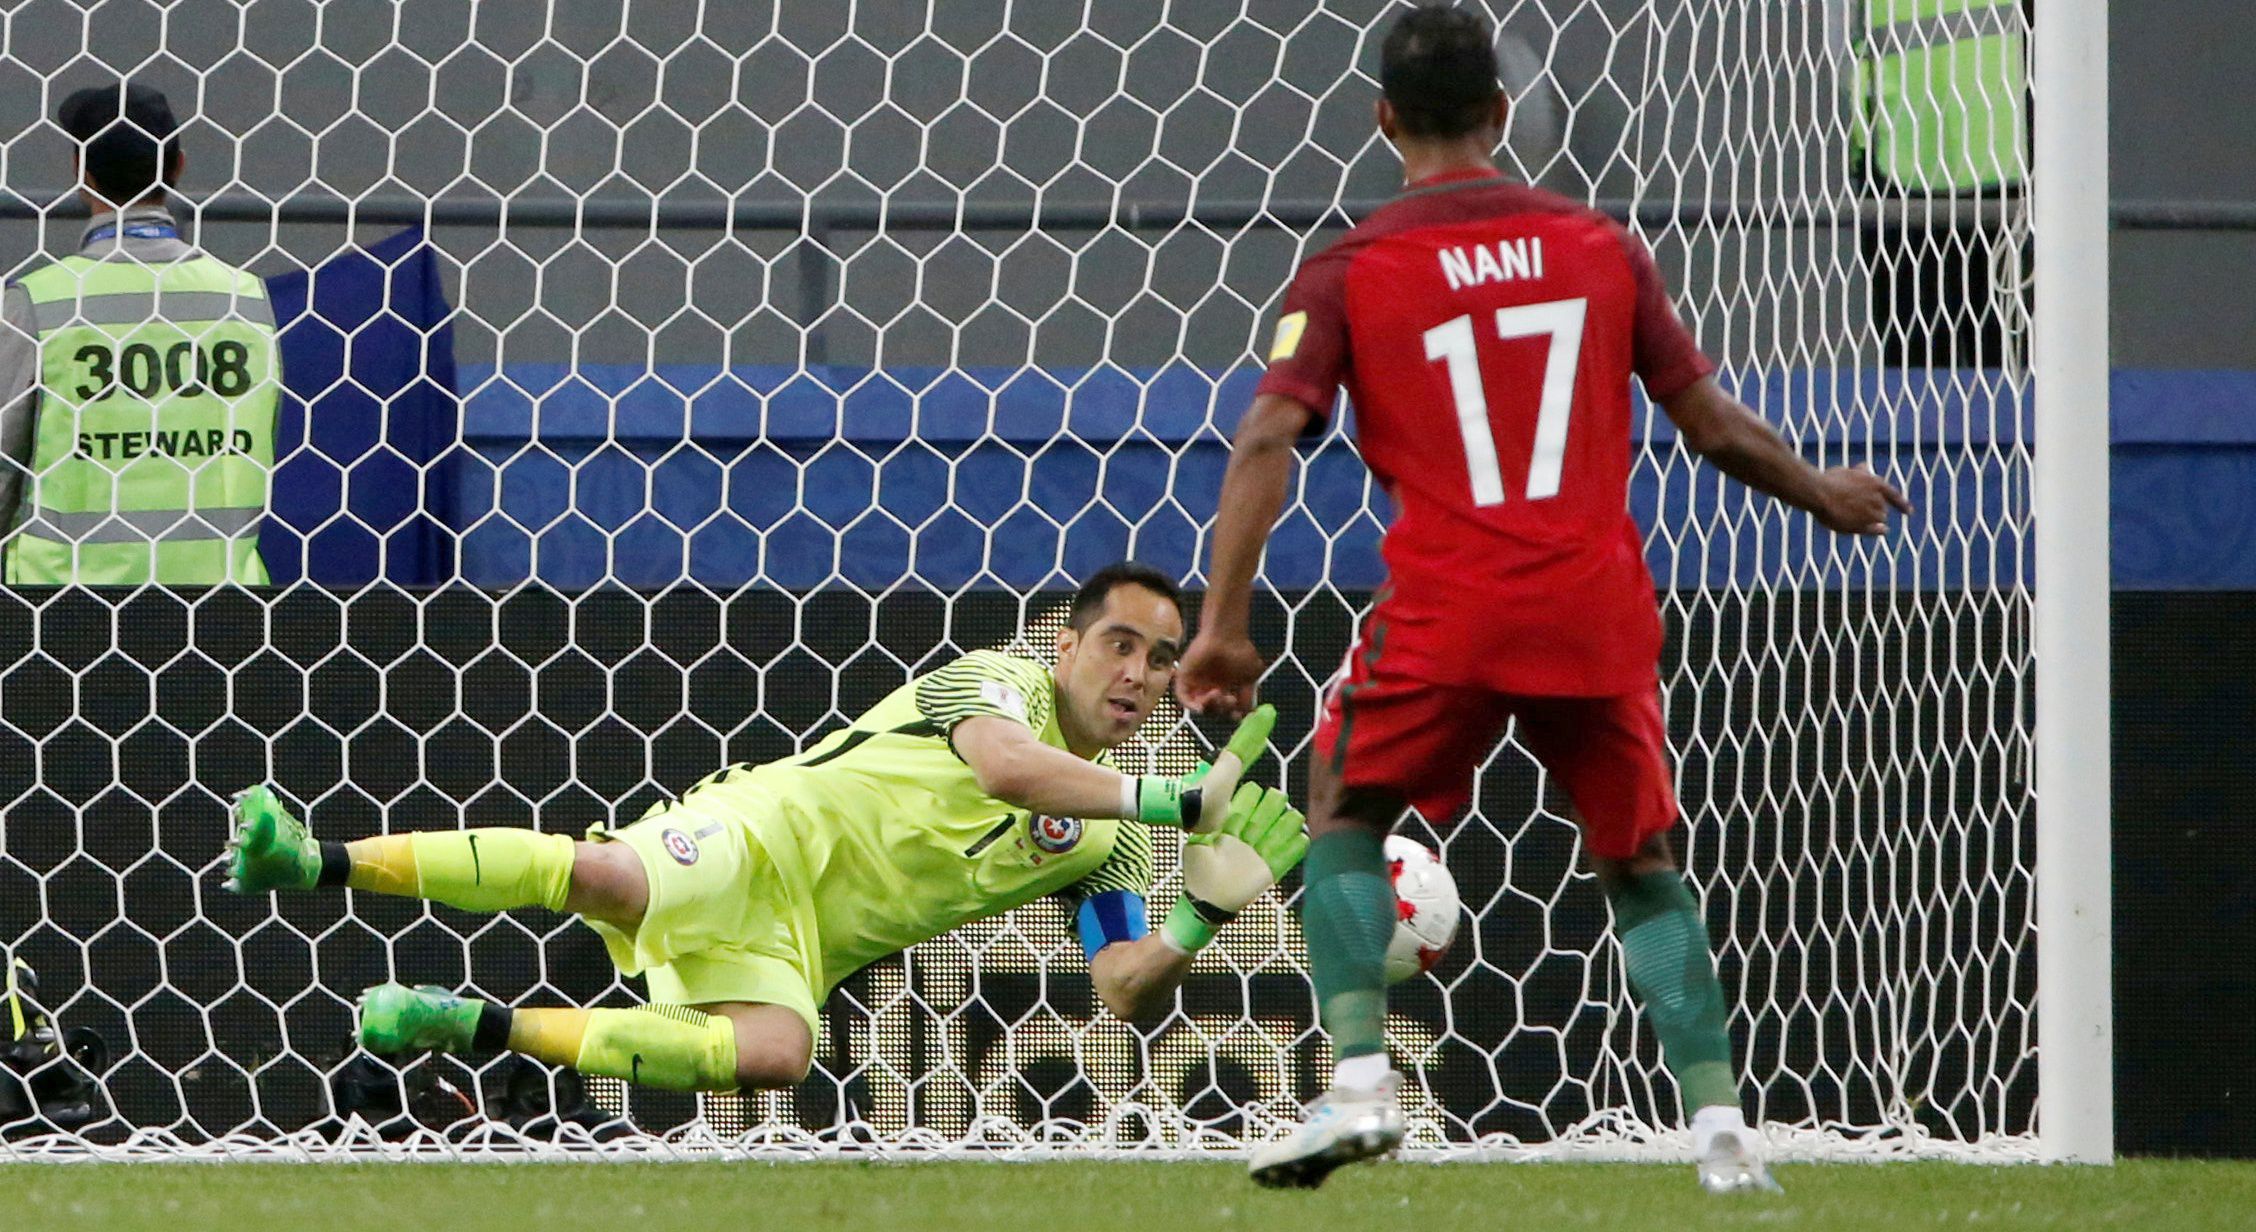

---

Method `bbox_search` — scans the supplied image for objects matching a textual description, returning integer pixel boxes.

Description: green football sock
[1301,829,1395,1061]
[1606,871,1740,1114]
[343,829,575,913]
[571,1005,740,1091]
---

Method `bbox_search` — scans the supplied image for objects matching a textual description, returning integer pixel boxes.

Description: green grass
[2,1159,2249,1231]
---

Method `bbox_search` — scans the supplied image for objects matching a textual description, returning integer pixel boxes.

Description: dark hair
[1067,562,1183,631]
[1380,4,1502,140]
[57,81,181,205]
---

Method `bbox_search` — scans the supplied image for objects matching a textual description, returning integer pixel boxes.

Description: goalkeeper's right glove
[1161,783,1310,954]
[1127,704,1274,831]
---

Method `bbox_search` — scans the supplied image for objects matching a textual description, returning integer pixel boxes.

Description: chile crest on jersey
[1028,813,1084,853]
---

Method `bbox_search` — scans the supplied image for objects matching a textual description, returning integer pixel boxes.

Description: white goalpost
[0,0,2106,1162]
[2030,0,2112,1166]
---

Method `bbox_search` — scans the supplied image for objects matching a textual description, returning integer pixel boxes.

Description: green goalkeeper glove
[1162,783,1310,954]
[1130,704,1274,831]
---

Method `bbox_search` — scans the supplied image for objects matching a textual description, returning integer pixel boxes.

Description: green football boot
[222,785,323,893]
[357,983,482,1056]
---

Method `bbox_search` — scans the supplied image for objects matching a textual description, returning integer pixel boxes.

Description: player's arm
[928,645,1276,829]
[1060,821,1182,1020]
[1659,376,1913,535]
[953,706,1271,830]
[953,715,1139,818]
[1085,915,1195,1022]
[1182,248,1348,718]
[1076,784,1309,1021]
[1619,226,1911,536]
[1177,393,1314,718]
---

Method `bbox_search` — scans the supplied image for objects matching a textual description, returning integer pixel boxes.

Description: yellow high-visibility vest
[8,253,278,585]
[1856,0,2027,191]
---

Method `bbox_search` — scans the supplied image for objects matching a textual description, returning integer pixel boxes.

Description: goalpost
[0,1,2107,1161]
[2030,0,2112,1167]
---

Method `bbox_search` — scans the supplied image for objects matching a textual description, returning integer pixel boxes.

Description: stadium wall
[2092,0,2256,1122]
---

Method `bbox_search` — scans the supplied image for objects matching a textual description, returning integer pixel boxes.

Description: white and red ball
[1383,835,1462,983]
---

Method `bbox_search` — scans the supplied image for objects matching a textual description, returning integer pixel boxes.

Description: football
[1384,835,1463,983]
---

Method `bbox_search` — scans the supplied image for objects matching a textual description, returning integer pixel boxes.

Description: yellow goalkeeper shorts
[580,796,823,1038]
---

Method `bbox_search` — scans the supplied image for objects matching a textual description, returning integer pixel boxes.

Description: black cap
[57,81,181,205]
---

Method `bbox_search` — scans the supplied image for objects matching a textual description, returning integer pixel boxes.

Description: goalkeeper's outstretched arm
[1084,784,1310,1021]
[952,704,1276,832]
[1088,929,1197,1021]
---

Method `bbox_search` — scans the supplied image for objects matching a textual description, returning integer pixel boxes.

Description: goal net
[0,0,2046,1160]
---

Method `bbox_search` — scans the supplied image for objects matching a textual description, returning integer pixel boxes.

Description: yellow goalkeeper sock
[559,1006,739,1091]
[504,1007,593,1065]
[340,830,575,913]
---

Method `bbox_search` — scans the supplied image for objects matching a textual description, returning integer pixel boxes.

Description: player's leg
[1588,833,1774,1192]
[353,992,810,1092]
[1247,755,1412,1189]
[1517,692,1779,1194]
[353,811,822,1093]
[357,945,820,1093]
[1300,765,1408,1094]
[223,783,630,918]
[1250,649,1507,1189]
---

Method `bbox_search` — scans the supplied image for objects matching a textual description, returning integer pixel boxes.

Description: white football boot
[1248,1070,1406,1189]
[1692,1107,1783,1194]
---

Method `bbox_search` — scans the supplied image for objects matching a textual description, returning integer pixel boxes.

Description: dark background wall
[2107,0,2256,1161]
[2112,597,2256,1156]
[0,585,2031,1148]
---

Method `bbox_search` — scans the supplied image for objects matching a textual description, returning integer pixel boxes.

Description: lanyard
[85,219,180,244]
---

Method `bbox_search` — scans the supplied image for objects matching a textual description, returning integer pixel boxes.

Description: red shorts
[1313,631,1679,860]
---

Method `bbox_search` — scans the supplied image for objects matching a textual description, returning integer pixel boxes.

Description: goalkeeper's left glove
[1161,783,1309,954]
[1128,704,1274,832]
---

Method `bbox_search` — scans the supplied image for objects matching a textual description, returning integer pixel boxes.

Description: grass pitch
[4,1159,2247,1231]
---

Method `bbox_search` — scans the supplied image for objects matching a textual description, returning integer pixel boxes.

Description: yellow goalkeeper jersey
[665,650,1153,994]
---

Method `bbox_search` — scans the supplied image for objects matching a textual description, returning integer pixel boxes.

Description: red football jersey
[1258,170,1714,696]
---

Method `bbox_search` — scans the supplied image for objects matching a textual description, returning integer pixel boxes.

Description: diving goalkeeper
[221,563,1303,1092]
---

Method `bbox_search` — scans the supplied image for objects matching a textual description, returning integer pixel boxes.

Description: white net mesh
[0,0,2036,1159]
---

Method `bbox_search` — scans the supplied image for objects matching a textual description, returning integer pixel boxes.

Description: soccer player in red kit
[1178,5,1911,1193]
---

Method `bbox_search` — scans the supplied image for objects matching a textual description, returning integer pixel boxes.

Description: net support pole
[2032,0,2113,1164]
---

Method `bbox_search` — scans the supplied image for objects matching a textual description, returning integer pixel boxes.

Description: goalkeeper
[221,563,1304,1092]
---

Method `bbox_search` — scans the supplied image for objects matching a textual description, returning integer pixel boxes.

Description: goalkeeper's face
[1054,583,1184,752]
